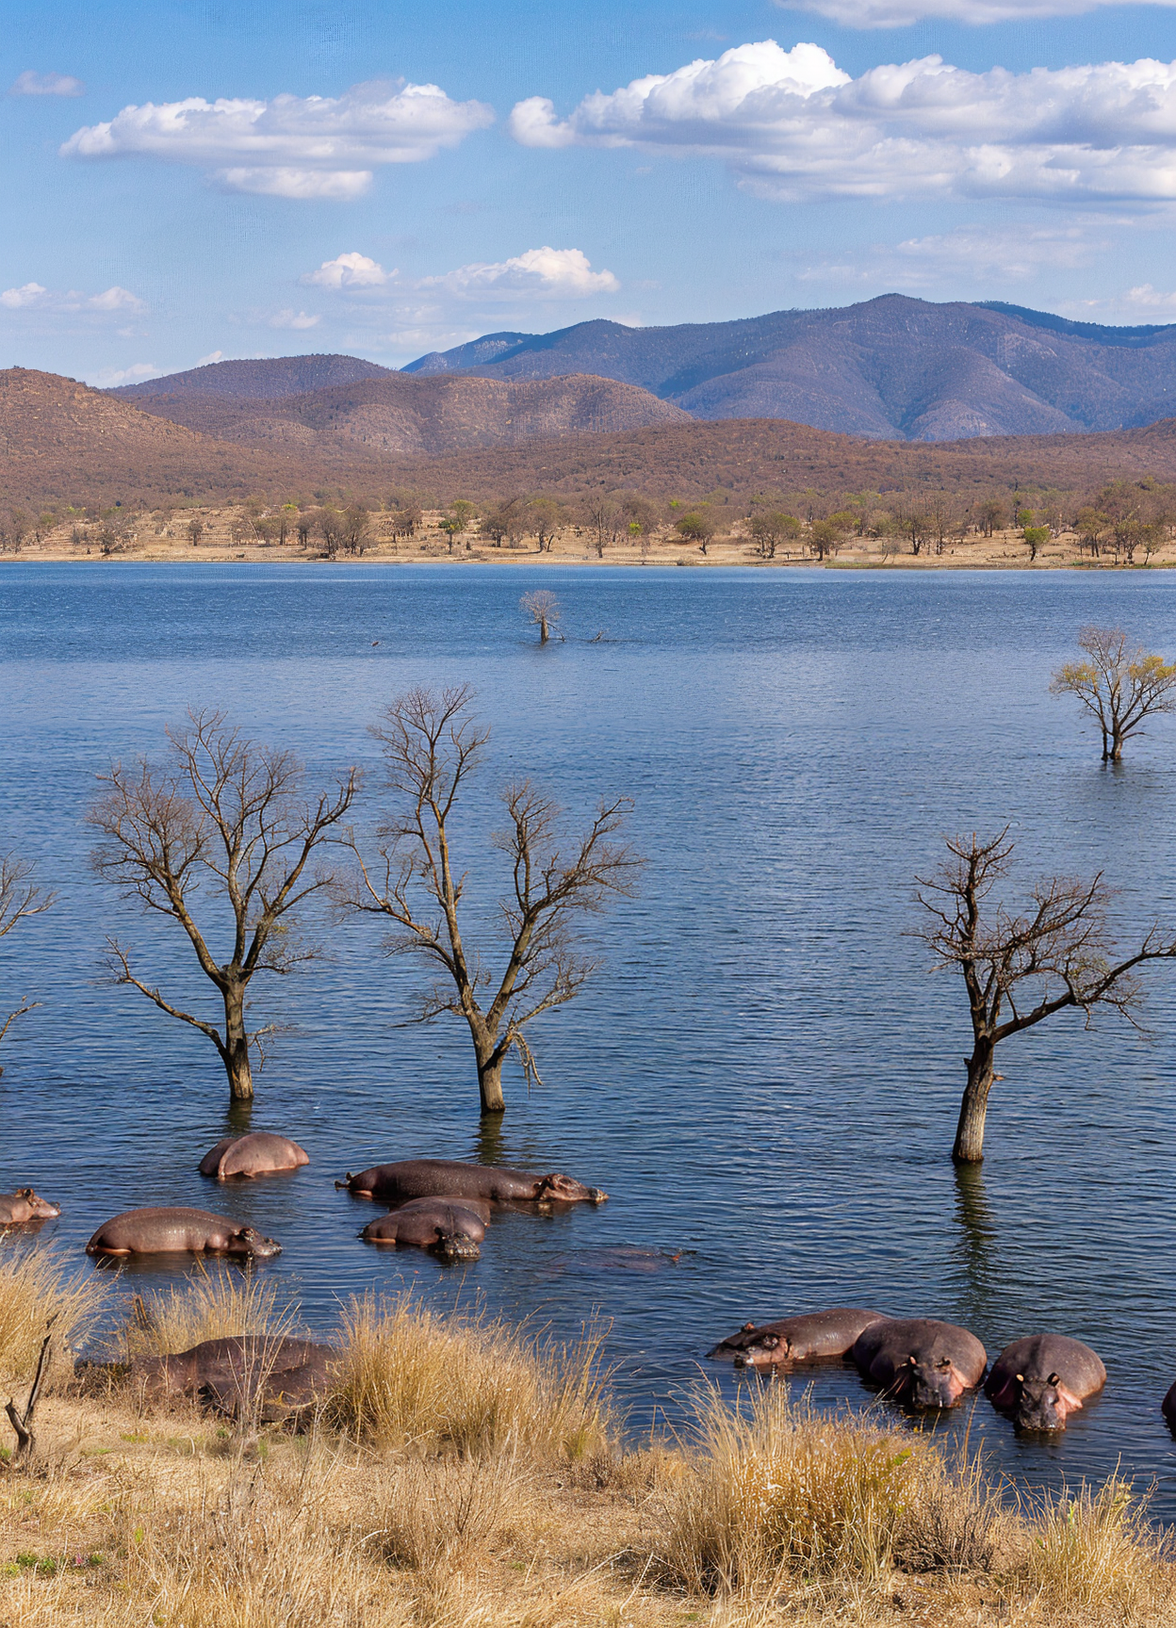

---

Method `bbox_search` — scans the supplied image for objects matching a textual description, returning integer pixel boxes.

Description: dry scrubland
[0,1253,1172,1628]
[7,504,1173,571]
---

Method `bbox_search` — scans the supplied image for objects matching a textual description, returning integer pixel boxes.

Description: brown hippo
[985,1336,1107,1432]
[338,1158,606,1205]
[0,1188,60,1224]
[852,1318,987,1409]
[199,1132,310,1180]
[85,1207,281,1258]
[708,1308,891,1369]
[131,1335,334,1422]
[360,1196,489,1260]
[1162,1381,1176,1431]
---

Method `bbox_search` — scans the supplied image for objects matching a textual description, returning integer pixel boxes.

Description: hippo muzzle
[733,1335,785,1370]
[235,1227,282,1259]
[1013,1374,1067,1432]
[431,1230,481,1262]
[905,1356,962,1409]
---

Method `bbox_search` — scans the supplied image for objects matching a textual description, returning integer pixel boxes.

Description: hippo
[985,1335,1106,1432]
[0,1188,60,1224]
[1163,1381,1176,1431]
[131,1335,335,1422]
[85,1207,281,1259]
[337,1158,606,1206]
[199,1132,310,1180]
[708,1308,891,1370]
[360,1195,490,1260]
[852,1318,987,1409]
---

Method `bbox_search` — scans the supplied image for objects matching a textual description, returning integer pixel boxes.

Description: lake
[3,561,1176,1511]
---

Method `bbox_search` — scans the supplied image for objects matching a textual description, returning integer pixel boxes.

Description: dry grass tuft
[115,1265,294,1360]
[1019,1479,1176,1617]
[327,1294,613,1462]
[0,1244,106,1382]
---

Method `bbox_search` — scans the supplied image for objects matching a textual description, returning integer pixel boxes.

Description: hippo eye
[1047,1372,1060,1387]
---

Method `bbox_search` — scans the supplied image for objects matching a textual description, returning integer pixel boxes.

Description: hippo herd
[3,1139,1176,1436]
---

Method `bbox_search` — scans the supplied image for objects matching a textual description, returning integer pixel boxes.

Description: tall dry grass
[116,1265,295,1360]
[1020,1479,1176,1617]
[327,1293,613,1461]
[0,1245,105,1382]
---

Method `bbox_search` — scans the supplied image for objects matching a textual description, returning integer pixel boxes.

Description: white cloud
[62,79,495,198]
[9,69,84,97]
[0,281,146,313]
[196,350,224,365]
[86,362,160,386]
[267,308,321,329]
[420,246,619,299]
[301,251,392,288]
[797,218,1112,287]
[1120,282,1176,309]
[775,0,1176,25]
[509,39,1176,205]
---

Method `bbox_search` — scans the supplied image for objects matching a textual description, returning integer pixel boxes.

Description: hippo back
[350,1159,544,1202]
[986,1335,1106,1429]
[201,1132,310,1179]
[853,1318,987,1406]
[710,1308,890,1363]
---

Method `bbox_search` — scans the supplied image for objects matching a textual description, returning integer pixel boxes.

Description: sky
[6,0,1176,384]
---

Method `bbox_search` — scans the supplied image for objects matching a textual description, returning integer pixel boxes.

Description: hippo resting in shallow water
[199,1132,309,1180]
[361,1196,490,1260]
[85,1207,281,1258]
[132,1336,334,1422]
[986,1335,1106,1432]
[0,1188,60,1224]
[708,1308,891,1369]
[338,1158,606,1205]
[852,1318,987,1408]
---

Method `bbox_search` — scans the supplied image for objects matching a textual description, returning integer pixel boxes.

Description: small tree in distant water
[1051,625,1176,761]
[520,590,561,644]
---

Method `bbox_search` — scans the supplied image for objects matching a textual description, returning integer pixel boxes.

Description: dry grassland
[0,1252,1173,1628]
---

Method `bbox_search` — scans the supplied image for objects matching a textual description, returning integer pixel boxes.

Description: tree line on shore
[7,475,1176,562]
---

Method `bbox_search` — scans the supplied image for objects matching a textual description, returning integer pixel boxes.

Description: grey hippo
[852,1318,987,1408]
[131,1335,334,1422]
[199,1132,310,1180]
[360,1196,490,1261]
[85,1207,281,1258]
[338,1157,606,1205]
[985,1335,1107,1431]
[709,1308,891,1370]
[0,1188,60,1224]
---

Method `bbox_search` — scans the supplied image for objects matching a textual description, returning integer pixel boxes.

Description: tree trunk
[477,1054,505,1115]
[222,984,253,1101]
[952,1045,995,1164]
[539,618,549,644]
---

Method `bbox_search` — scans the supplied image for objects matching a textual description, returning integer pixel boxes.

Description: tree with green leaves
[1051,625,1176,761]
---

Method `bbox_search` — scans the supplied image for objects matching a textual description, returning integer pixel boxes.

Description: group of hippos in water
[3,1133,1175,1436]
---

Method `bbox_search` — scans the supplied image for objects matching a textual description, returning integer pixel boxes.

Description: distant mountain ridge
[115,353,393,402]
[404,295,1176,443]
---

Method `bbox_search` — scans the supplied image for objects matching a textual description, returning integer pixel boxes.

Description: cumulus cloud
[196,350,224,365]
[301,251,392,288]
[267,308,321,329]
[0,282,145,313]
[62,78,495,198]
[775,0,1176,25]
[9,69,85,96]
[1121,282,1176,309]
[420,246,619,298]
[509,38,1176,205]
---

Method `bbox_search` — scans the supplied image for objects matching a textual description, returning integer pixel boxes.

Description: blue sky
[5,0,1176,383]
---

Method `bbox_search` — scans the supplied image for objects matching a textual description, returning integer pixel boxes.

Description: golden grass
[1022,1480,1176,1617]
[0,1244,105,1383]
[326,1293,613,1461]
[115,1264,294,1361]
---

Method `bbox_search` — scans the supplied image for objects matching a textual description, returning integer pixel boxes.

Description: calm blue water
[3,561,1176,1509]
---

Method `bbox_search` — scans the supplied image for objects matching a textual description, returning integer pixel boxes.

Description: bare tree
[1050,625,1176,762]
[916,829,1176,1164]
[89,712,358,1102]
[520,590,561,644]
[581,497,623,559]
[0,854,54,1057]
[344,686,640,1115]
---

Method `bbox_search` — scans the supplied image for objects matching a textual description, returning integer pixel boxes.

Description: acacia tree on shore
[89,711,357,1102]
[916,829,1176,1164]
[0,854,54,1058]
[1050,625,1176,761]
[344,685,640,1115]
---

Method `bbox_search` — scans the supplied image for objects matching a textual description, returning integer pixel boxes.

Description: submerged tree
[345,685,640,1115]
[90,712,358,1102]
[0,854,54,1060]
[520,590,561,644]
[1051,625,1176,762]
[916,829,1176,1164]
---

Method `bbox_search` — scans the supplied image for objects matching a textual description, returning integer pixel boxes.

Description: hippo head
[232,1226,282,1259]
[1011,1372,1072,1433]
[537,1172,608,1204]
[734,1334,789,1370]
[900,1353,964,1409]
[15,1188,60,1219]
[430,1228,481,1263]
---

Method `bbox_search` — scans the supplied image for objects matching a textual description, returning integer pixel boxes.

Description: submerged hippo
[85,1207,281,1259]
[1162,1381,1176,1431]
[852,1318,987,1408]
[338,1158,606,1206]
[360,1195,489,1260]
[985,1335,1107,1432]
[0,1188,60,1224]
[132,1335,334,1421]
[199,1132,310,1180]
[709,1308,891,1369]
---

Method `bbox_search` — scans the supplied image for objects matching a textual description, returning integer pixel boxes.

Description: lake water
[3,561,1176,1511]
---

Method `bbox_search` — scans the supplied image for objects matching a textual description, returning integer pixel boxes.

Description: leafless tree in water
[520,590,561,644]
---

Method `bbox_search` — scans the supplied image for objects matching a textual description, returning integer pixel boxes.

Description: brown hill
[125,372,690,456]
[114,352,393,402]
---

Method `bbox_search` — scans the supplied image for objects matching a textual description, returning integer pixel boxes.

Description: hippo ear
[1015,1373,1024,1383]
[15,1188,31,1200]
[741,1323,755,1333]
[1047,1372,1060,1387]
[937,1358,952,1370]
